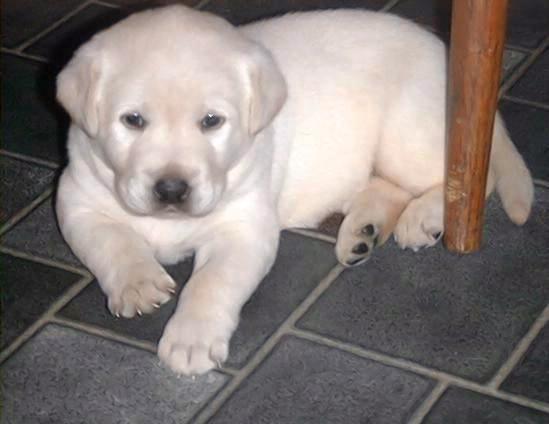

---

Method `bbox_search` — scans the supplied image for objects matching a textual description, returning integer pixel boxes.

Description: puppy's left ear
[242,44,287,136]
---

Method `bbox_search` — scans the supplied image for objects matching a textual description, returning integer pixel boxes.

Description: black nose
[153,178,190,204]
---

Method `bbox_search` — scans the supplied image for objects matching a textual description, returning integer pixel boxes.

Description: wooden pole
[444,0,509,253]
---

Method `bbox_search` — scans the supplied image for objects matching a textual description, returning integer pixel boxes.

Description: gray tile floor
[1,0,549,423]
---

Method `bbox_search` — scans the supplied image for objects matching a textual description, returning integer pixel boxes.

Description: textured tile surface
[203,0,389,25]
[509,48,549,105]
[0,254,82,349]
[1,325,228,424]
[210,336,434,423]
[500,100,549,181]
[108,0,199,7]
[391,0,549,49]
[424,387,549,423]
[502,49,527,82]
[298,189,549,382]
[501,323,549,404]
[26,4,127,63]
[1,0,82,48]
[390,0,452,38]
[59,232,337,368]
[1,199,82,267]
[506,0,549,49]
[59,260,194,344]
[0,156,55,225]
[1,54,67,163]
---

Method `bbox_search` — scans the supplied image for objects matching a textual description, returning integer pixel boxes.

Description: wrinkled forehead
[104,51,243,114]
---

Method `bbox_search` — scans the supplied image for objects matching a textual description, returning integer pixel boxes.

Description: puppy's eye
[121,112,146,130]
[200,113,225,131]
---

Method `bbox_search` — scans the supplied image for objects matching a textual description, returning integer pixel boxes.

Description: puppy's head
[57,5,286,217]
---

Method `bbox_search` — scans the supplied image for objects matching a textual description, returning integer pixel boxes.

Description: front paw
[158,309,235,375]
[106,263,176,318]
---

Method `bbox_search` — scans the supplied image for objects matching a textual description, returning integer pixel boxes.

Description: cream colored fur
[56,5,534,375]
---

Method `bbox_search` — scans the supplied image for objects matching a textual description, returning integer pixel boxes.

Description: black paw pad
[352,242,369,255]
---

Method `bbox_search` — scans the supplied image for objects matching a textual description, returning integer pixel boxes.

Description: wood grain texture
[444,0,508,253]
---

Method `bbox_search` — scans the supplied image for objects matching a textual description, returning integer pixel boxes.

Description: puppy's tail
[491,114,534,225]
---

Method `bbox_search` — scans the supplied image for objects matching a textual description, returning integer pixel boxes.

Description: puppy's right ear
[57,48,103,138]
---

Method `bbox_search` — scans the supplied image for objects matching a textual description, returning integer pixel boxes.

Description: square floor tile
[209,336,434,423]
[1,0,82,48]
[506,0,549,49]
[501,323,549,404]
[108,0,199,8]
[1,324,228,424]
[25,4,127,64]
[59,259,194,344]
[1,254,82,349]
[509,48,549,105]
[298,188,549,382]
[499,100,549,181]
[1,198,82,267]
[1,54,68,163]
[389,0,452,39]
[203,0,389,25]
[59,231,337,368]
[0,156,55,226]
[390,0,549,49]
[424,387,549,423]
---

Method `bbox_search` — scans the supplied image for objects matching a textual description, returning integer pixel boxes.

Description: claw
[167,287,176,294]
[137,309,143,316]
[153,303,160,309]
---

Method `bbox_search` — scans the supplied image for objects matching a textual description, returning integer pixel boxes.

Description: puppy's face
[57,6,286,217]
[95,62,247,217]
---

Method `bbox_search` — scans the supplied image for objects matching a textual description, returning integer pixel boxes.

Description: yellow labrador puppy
[56,5,533,374]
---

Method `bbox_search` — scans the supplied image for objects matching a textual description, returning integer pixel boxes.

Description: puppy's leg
[336,177,413,267]
[158,220,279,375]
[394,185,445,251]
[57,175,176,318]
[394,168,497,251]
[60,211,177,317]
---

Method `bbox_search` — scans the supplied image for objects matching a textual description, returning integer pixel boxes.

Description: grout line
[90,0,121,9]
[0,150,60,169]
[0,246,90,277]
[0,188,54,237]
[505,44,534,54]
[499,35,549,97]
[191,265,345,423]
[48,316,240,377]
[51,316,158,353]
[287,228,336,244]
[195,0,214,10]
[381,0,401,12]
[0,275,94,364]
[502,95,549,111]
[408,382,448,424]
[15,1,94,52]
[488,304,549,389]
[534,179,549,189]
[289,328,549,414]
[0,47,48,63]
